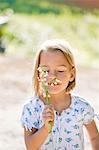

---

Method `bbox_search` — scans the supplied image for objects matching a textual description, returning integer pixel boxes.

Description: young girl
[21,39,99,150]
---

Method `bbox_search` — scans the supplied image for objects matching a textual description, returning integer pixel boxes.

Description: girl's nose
[48,71,57,80]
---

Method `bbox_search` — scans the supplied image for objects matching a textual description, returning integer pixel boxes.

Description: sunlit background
[0,0,99,150]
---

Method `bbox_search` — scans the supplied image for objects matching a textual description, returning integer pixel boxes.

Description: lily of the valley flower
[38,66,62,133]
[50,78,62,86]
[38,66,52,133]
[38,66,50,104]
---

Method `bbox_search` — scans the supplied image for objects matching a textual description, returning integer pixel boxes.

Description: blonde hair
[33,39,76,95]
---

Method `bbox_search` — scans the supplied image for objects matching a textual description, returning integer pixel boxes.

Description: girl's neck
[50,92,71,113]
[40,92,71,113]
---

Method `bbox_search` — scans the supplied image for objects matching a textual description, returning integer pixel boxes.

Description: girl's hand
[42,105,54,133]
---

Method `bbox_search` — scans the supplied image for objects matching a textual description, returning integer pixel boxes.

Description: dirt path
[0,55,99,150]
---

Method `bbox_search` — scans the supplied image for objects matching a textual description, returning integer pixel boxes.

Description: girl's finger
[42,111,54,118]
[44,116,54,122]
[44,104,54,110]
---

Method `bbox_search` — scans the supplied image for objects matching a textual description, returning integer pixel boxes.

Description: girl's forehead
[40,51,69,67]
[40,50,66,60]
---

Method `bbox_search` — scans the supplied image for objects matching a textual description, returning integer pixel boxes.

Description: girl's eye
[57,70,64,73]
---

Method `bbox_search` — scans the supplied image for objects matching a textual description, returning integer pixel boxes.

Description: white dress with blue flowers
[21,95,94,150]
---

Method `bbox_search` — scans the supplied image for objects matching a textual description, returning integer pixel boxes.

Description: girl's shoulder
[72,95,94,124]
[72,95,93,108]
[21,95,44,131]
[72,95,94,114]
[22,95,44,112]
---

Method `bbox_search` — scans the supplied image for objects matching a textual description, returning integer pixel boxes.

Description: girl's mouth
[48,79,62,87]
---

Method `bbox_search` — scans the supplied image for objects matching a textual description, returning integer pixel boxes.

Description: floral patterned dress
[21,95,94,150]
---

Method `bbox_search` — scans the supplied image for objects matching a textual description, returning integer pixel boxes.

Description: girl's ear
[69,67,76,82]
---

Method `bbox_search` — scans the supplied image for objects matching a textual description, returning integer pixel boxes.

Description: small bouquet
[38,66,50,104]
[38,66,62,132]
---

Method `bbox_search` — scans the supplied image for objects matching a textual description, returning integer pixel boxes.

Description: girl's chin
[48,89,62,95]
[48,86,59,92]
[48,86,67,95]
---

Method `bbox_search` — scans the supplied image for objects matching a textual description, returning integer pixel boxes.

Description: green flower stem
[42,77,52,133]
[45,88,53,133]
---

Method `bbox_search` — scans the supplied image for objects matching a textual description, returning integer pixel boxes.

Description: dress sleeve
[20,102,39,131]
[82,102,95,125]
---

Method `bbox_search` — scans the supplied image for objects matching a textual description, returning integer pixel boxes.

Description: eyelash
[44,70,64,73]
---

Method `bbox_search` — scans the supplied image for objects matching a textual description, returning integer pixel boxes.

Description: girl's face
[39,51,75,95]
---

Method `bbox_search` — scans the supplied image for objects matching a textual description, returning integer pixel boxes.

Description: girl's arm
[85,120,99,150]
[24,125,49,150]
[24,106,54,150]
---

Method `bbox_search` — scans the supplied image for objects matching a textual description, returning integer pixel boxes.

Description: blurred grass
[0,0,64,14]
[0,0,99,67]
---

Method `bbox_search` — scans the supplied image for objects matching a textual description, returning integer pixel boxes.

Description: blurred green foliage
[1,0,99,15]
[0,0,99,67]
[0,0,62,14]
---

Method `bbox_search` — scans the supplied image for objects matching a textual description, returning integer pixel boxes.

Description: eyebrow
[40,65,67,68]
[58,65,67,67]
